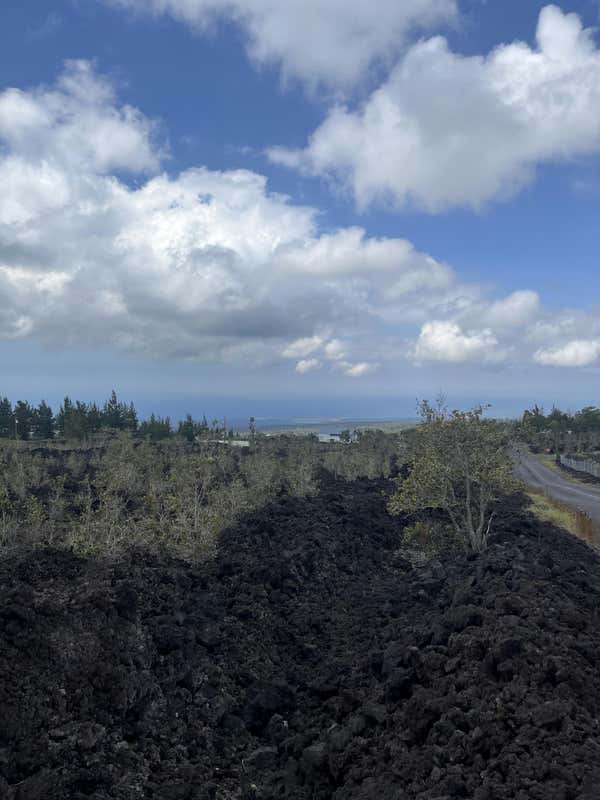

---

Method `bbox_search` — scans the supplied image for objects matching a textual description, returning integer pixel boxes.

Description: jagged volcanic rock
[1,479,600,799]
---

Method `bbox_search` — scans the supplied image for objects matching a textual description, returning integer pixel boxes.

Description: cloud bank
[0,62,456,376]
[1,61,597,378]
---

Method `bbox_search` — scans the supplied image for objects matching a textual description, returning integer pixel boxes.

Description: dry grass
[534,453,559,469]
[527,490,600,549]
[531,452,594,488]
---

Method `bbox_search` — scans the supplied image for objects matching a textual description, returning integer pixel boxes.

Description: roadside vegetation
[389,399,516,553]
[526,489,600,548]
[517,402,600,486]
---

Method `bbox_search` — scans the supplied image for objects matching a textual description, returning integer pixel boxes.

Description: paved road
[514,448,600,524]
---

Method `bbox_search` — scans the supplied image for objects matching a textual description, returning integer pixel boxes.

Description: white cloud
[406,289,556,366]
[295,358,321,374]
[0,158,70,226]
[283,336,324,358]
[448,290,542,338]
[0,61,162,175]
[270,6,600,211]
[527,316,580,344]
[534,339,600,367]
[3,62,596,377]
[324,339,347,362]
[341,361,379,377]
[106,0,457,90]
[275,227,453,298]
[414,321,502,364]
[485,290,541,329]
[0,62,464,370]
[286,337,381,378]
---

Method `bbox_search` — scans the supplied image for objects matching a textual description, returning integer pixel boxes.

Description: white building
[318,432,349,444]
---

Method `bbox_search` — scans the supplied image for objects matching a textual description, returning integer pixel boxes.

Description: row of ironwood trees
[521,404,600,433]
[0,391,233,442]
[520,404,600,453]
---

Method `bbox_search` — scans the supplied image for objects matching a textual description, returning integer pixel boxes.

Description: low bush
[0,430,401,559]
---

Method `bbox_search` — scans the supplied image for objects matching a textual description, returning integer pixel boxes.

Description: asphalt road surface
[514,448,600,524]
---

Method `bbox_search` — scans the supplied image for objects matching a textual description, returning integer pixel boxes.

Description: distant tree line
[520,404,600,453]
[521,404,600,434]
[0,390,238,442]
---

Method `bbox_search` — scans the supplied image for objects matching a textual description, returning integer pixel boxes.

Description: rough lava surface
[1,477,600,799]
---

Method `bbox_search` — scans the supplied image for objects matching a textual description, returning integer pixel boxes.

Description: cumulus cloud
[324,339,347,362]
[105,0,457,90]
[295,358,321,374]
[340,361,379,377]
[446,290,542,339]
[270,6,600,211]
[485,291,542,329]
[414,321,502,364]
[275,228,453,300]
[527,316,581,344]
[0,62,464,374]
[283,336,382,378]
[534,339,600,367]
[2,62,595,377]
[0,60,162,176]
[282,336,324,359]
[409,293,600,369]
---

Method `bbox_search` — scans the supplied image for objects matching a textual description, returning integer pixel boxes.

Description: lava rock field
[1,477,600,799]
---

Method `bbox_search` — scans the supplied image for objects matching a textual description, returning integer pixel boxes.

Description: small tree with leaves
[389,399,515,552]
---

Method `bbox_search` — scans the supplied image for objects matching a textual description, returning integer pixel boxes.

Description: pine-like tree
[178,414,196,443]
[102,390,123,429]
[34,400,55,439]
[56,396,73,438]
[125,401,138,432]
[0,397,13,438]
[56,397,90,440]
[139,414,172,440]
[14,400,34,441]
[87,403,102,434]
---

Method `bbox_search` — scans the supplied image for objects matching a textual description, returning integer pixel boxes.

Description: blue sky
[1,0,600,419]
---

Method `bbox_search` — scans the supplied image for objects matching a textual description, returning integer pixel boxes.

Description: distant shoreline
[252,418,418,435]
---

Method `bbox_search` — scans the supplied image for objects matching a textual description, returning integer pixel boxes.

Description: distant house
[205,439,251,448]
[318,433,340,443]
[318,432,355,444]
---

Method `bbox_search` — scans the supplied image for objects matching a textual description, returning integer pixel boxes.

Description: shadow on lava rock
[1,478,600,799]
